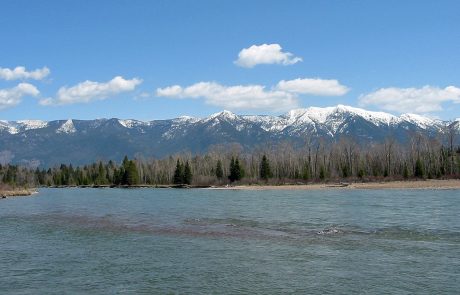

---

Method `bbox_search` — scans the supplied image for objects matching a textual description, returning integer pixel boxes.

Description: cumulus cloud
[235,44,302,68]
[0,83,40,109]
[277,78,350,96]
[0,66,50,80]
[359,85,460,114]
[156,85,183,97]
[157,82,299,112]
[41,76,142,105]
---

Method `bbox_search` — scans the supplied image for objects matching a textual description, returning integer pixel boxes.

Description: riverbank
[20,179,460,191]
[0,189,37,198]
[208,179,460,190]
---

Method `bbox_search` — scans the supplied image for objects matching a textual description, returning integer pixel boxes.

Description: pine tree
[228,157,235,182]
[229,157,244,182]
[259,155,272,181]
[403,163,409,179]
[183,161,192,185]
[125,160,139,185]
[414,158,424,178]
[122,155,129,169]
[96,162,107,185]
[236,158,244,179]
[215,160,223,179]
[173,159,184,184]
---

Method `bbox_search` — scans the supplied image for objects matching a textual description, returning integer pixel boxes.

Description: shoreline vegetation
[1,138,459,193]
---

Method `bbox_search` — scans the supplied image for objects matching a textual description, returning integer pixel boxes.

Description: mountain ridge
[0,105,458,167]
[0,104,452,133]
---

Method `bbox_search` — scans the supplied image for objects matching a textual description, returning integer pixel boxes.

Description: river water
[1,188,459,294]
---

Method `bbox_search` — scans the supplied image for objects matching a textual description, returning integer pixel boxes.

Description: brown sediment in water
[207,179,460,191]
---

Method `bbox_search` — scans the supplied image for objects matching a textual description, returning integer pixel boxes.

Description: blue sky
[0,0,459,120]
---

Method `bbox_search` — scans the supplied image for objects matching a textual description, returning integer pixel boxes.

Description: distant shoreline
[207,179,460,190]
[4,180,460,194]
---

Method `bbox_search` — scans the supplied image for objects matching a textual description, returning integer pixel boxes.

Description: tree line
[1,135,460,188]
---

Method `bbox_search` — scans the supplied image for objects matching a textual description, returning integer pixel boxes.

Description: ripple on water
[5,213,453,244]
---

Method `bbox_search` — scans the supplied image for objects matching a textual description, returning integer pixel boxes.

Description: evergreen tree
[125,160,139,185]
[183,161,192,185]
[122,155,129,169]
[173,159,184,184]
[302,163,311,180]
[414,158,425,178]
[96,162,107,185]
[113,167,123,185]
[236,158,244,179]
[229,157,244,182]
[259,155,272,181]
[403,163,409,179]
[215,160,223,179]
[228,157,235,182]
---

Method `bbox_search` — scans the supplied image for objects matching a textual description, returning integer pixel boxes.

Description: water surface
[1,188,459,294]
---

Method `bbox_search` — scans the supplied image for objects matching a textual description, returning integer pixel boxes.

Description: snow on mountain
[118,119,151,129]
[0,120,48,134]
[399,114,440,130]
[16,120,48,131]
[283,105,398,126]
[335,105,398,126]
[0,105,452,137]
[0,105,458,166]
[243,115,287,132]
[453,118,460,130]
[172,116,200,124]
[57,119,77,134]
[0,120,19,134]
[204,110,240,123]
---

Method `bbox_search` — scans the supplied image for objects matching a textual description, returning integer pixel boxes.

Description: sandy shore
[208,179,460,190]
[0,189,37,198]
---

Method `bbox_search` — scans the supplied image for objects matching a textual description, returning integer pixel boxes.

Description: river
[1,188,459,294]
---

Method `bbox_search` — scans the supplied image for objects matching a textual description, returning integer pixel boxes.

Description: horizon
[1,1,459,121]
[1,104,460,122]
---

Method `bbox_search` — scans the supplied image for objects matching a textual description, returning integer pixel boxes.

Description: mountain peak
[210,110,238,120]
[57,119,77,134]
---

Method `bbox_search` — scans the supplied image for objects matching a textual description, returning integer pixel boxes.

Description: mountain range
[1,105,459,167]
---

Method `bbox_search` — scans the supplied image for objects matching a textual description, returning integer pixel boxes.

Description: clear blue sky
[0,0,459,120]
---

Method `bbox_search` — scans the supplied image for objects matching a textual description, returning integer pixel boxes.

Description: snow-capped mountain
[0,105,456,166]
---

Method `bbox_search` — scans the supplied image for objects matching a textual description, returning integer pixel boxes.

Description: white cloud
[157,82,299,112]
[277,78,350,96]
[0,83,40,109]
[0,66,50,80]
[156,85,183,97]
[235,44,302,68]
[359,85,460,114]
[42,76,142,105]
